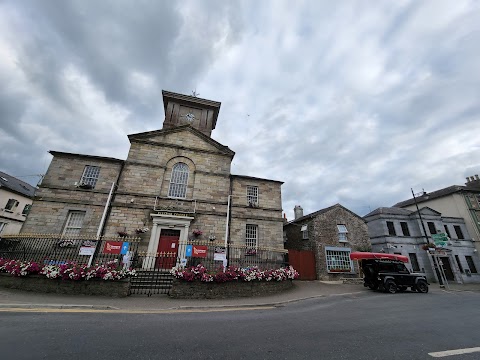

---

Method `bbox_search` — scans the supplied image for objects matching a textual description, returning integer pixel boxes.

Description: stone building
[284,204,370,280]
[0,171,35,235]
[364,206,480,284]
[22,91,284,267]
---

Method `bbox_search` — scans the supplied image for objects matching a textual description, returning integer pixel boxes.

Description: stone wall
[22,153,123,235]
[312,206,370,280]
[22,200,107,235]
[169,278,293,299]
[0,273,130,297]
[22,127,285,258]
[229,176,284,249]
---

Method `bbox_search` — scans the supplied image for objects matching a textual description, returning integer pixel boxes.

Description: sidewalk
[0,281,368,311]
[1,281,478,312]
[436,282,480,292]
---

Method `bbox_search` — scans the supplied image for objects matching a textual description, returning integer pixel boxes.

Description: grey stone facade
[364,207,480,284]
[284,204,370,280]
[22,91,284,268]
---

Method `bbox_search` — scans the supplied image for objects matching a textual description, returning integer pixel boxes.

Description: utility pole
[411,188,430,244]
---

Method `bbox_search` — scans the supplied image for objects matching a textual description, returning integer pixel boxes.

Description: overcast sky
[1,0,479,220]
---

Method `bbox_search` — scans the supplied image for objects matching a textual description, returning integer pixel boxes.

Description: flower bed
[170,264,299,283]
[169,264,298,299]
[0,258,136,297]
[0,258,136,281]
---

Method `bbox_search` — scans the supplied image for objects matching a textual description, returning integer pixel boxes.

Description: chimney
[294,205,304,220]
[465,174,480,189]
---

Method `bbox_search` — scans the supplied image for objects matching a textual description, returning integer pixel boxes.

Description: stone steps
[130,270,174,291]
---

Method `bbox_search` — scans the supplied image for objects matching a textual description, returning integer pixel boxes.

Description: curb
[0,303,118,310]
[0,291,369,312]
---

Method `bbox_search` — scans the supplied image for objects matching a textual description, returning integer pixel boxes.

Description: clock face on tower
[185,112,195,122]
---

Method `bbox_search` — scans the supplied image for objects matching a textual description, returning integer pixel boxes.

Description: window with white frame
[246,224,258,249]
[80,165,100,188]
[4,199,19,212]
[337,224,348,242]
[168,163,189,198]
[62,211,86,236]
[301,224,308,239]
[247,186,258,206]
[325,247,353,272]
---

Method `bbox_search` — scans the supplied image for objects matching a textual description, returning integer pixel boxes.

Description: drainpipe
[87,182,116,267]
[88,161,124,267]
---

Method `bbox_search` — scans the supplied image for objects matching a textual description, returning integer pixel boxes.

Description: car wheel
[398,286,407,292]
[384,280,397,294]
[416,280,429,293]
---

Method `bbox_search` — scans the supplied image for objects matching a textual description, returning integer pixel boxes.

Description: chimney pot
[466,177,471,183]
[475,175,479,180]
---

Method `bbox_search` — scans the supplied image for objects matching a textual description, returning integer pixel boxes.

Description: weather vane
[192,89,200,97]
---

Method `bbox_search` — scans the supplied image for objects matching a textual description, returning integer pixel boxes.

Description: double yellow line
[0,305,275,314]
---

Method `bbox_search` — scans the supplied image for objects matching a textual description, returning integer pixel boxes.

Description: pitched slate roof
[231,174,284,184]
[0,171,36,198]
[364,206,442,219]
[364,207,413,217]
[286,203,366,224]
[393,185,470,207]
[49,151,124,163]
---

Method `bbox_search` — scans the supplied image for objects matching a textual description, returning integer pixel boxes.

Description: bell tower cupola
[161,90,221,137]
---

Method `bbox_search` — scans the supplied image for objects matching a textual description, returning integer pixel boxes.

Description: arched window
[168,163,189,198]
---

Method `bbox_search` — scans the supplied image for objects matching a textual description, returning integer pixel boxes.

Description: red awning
[349,252,409,263]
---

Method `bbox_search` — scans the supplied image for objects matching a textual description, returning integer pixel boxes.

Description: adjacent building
[364,206,480,284]
[284,204,370,280]
[0,171,35,235]
[394,175,480,250]
[22,91,284,267]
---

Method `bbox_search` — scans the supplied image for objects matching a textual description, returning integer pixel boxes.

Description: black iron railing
[0,234,141,266]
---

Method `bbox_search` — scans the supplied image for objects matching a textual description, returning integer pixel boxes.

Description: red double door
[156,229,180,269]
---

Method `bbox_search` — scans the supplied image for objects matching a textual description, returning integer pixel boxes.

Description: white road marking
[429,347,480,357]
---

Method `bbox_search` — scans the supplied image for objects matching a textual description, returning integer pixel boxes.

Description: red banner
[192,245,208,258]
[103,241,123,254]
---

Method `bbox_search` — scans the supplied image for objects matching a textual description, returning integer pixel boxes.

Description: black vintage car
[350,252,429,294]
[361,259,429,293]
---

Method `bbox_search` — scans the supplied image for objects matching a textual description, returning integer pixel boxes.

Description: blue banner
[121,242,129,255]
[185,245,192,257]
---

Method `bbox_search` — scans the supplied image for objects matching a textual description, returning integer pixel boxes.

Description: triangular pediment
[410,206,442,217]
[128,125,235,157]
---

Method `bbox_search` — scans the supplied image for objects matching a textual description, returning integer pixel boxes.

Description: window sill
[328,270,354,273]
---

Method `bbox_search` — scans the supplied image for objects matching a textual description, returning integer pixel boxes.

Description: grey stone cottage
[284,204,370,280]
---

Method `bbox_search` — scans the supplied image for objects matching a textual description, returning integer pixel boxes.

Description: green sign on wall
[432,233,449,247]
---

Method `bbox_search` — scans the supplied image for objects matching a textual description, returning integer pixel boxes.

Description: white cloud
[0,0,479,221]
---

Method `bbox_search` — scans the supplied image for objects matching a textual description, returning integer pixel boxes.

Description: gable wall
[312,207,370,280]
